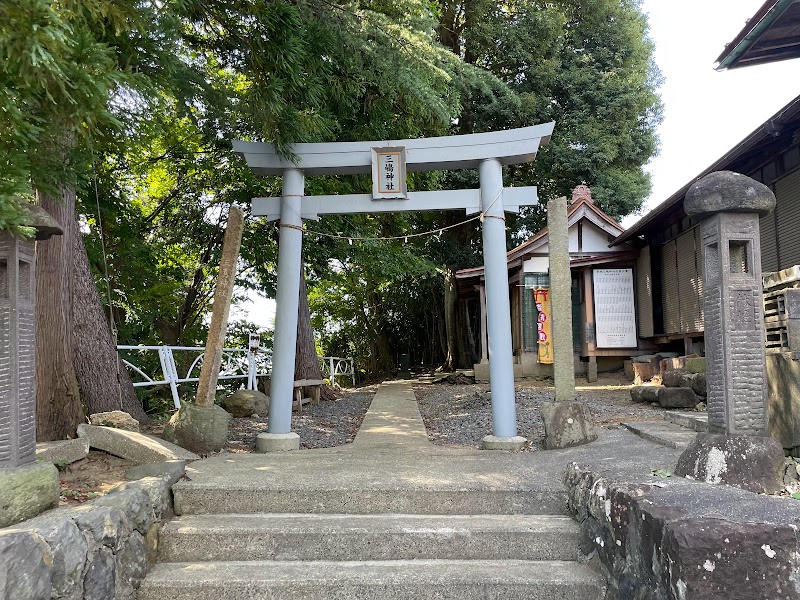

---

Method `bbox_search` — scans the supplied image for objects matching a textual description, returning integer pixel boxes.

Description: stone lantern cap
[684,170,776,219]
[20,202,63,240]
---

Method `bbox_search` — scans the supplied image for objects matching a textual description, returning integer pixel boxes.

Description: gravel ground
[415,372,671,451]
[225,386,377,452]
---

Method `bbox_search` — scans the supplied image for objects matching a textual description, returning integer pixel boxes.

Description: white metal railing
[117,345,354,408]
[319,356,356,387]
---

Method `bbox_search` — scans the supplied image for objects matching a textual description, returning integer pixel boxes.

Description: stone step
[159,513,581,563]
[173,485,568,516]
[623,420,698,450]
[664,411,709,432]
[138,559,605,600]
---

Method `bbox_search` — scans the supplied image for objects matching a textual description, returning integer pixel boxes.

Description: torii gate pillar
[235,123,554,452]
[261,169,305,451]
[478,159,524,448]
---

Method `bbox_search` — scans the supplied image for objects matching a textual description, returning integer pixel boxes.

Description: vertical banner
[534,288,553,364]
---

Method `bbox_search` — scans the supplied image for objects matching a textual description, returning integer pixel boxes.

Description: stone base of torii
[234,124,558,451]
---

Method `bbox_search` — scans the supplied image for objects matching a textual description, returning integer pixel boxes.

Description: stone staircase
[137,383,606,599]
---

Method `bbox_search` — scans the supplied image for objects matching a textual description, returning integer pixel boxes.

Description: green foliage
[3,0,662,380]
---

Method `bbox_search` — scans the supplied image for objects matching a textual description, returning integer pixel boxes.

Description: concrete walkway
[173,381,684,515]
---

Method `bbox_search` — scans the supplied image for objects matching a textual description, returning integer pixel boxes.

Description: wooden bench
[292,379,324,412]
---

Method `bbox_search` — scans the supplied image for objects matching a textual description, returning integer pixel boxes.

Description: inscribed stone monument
[540,196,596,449]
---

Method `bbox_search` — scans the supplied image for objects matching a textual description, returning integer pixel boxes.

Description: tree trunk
[71,222,148,422]
[442,269,458,371]
[35,186,84,441]
[295,276,335,399]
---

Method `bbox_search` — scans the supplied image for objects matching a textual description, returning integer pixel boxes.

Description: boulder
[221,389,270,418]
[674,433,785,494]
[657,387,697,409]
[89,410,140,432]
[662,369,688,388]
[691,372,708,397]
[540,401,597,450]
[163,403,230,454]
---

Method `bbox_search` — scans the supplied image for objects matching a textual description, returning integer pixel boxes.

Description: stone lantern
[674,171,786,493]
[0,203,62,527]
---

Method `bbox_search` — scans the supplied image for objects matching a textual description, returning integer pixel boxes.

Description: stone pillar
[540,197,596,449]
[548,196,576,402]
[166,207,244,454]
[0,206,62,528]
[259,168,304,452]
[478,159,525,450]
[675,171,784,493]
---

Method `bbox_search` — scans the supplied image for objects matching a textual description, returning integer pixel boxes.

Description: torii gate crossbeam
[234,122,555,451]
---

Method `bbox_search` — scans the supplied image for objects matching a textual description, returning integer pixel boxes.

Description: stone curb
[0,460,181,599]
[563,462,800,600]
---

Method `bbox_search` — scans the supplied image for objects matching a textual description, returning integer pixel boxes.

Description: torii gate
[234,122,555,451]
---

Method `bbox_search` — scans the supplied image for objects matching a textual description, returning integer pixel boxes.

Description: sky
[628,0,800,226]
[237,0,800,329]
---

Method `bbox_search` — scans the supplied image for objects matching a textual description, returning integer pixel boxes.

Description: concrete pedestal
[256,432,301,453]
[481,435,527,451]
[541,402,597,450]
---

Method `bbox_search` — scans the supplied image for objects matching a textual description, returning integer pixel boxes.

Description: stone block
[0,462,59,528]
[112,478,173,521]
[659,357,686,372]
[116,530,149,597]
[221,389,270,418]
[623,360,633,381]
[25,511,88,598]
[540,401,597,450]
[632,362,657,385]
[0,530,52,600]
[89,411,140,432]
[126,460,186,486]
[678,372,697,389]
[766,352,800,448]
[629,386,646,403]
[657,387,697,409]
[35,438,89,465]
[84,546,116,600]
[631,354,656,364]
[73,505,131,551]
[662,369,688,387]
[163,403,230,454]
[564,463,800,600]
[674,433,785,494]
[78,424,199,464]
[691,372,707,397]
[94,487,155,535]
[640,385,663,403]
[684,357,706,373]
